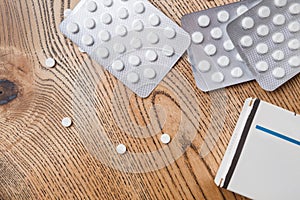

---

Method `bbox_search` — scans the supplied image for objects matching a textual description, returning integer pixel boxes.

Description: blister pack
[228,0,300,91]
[181,1,261,92]
[60,0,191,98]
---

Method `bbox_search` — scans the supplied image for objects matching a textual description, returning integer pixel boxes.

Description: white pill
[242,17,255,30]
[149,14,161,26]
[164,27,176,39]
[112,60,125,71]
[236,53,243,62]
[240,35,253,48]
[211,72,225,83]
[191,32,204,44]
[288,39,300,50]
[272,67,286,79]
[231,67,244,78]
[218,10,230,23]
[132,20,144,32]
[146,50,158,62]
[129,55,141,66]
[255,61,269,72]
[45,58,56,68]
[274,0,287,7]
[162,45,175,57]
[204,44,217,56]
[273,14,286,26]
[272,50,285,61]
[197,60,211,72]
[289,3,300,15]
[272,32,285,44]
[114,43,126,54]
[102,0,113,7]
[115,25,127,37]
[86,1,97,12]
[118,7,129,19]
[198,15,210,27]
[257,25,270,37]
[96,47,109,59]
[256,43,269,55]
[223,40,235,51]
[99,30,111,42]
[147,32,159,44]
[237,5,248,16]
[210,27,223,40]
[258,6,271,18]
[116,144,127,155]
[289,56,300,68]
[64,9,72,17]
[101,13,112,24]
[82,35,94,46]
[130,38,143,49]
[144,68,157,79]
[288,21,300,33]
[134,1,145,14]
[85,18,96,29]
[67,22,79,34]
[62,117,72,127]
[127,72,140,84]
[160,134,171,144]
[217,56,230,67]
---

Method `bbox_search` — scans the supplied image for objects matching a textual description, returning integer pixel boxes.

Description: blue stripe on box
[256,125,300,146]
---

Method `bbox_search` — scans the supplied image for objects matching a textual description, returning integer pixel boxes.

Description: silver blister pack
[60,0,191,98]
[228,0,300,91]
[181,1,260,92]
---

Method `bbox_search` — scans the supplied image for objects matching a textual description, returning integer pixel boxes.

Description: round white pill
[102,0,113,7]
[118,7,129,19]
[255,61,269,72]
[242,17,255,30]
[127,72,140,84]
[288,21,300,33]
[231,67,244,78]
[274,0,287,7]
[130,38,143,49]
[96,47,109,59]
[132,20,144,32]
[218,10,230,23]
[240,35,253,48]
[258,6,271,18]
[257,25,270,37]
[67,22,79,34]
[116,144,127,155]
[82,35,94,46]
[164,27,176,39]
[134,1,145,14]
[204,44,217,56]
[272,50,285,61]
[160,134,171,144]
[198,15,210,27]
[210,27,223,40]
[272,67,286,79]
[272,32,285,44]
[62,117,72,127]
[191,32,204,44]
[289,3,300,15]
[114,43,126,54]
[162,45,175,57]
[101,13,112,24]
[112,60,124,72]
[129,55,141,66]
[99,30,111,42]
[45,58,56,68]
[217,56,230,67]
[288,39,300,50]
[85,18,96,29]
[149,14,161,26]
[115,25,127,37]
[197,60,211,72]
[147,32,159,44]
[223,40,235,51]
[237,5,248,16]
[211,72,225,83]
[64,9,72,17]
[86,1,97,12]
[273,14,286,26]
[144,68,156,79]
[256,43,269,55]
[289,56,300,68]
[146,50,158,62]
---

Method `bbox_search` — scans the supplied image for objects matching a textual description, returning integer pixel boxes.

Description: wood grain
[0,0,299,199]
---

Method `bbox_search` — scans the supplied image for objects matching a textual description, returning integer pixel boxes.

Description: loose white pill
[272,67,286,79]
[272,50,285,61]
[255,61,269,72]
[273,14,286,26]
[134,1,145,14]
[147,32,159,44]
[132,20,144,32]
[144,68,157,79]
[192,32,204,44]
[116,144,127,155]
[274,0,287,7]
[288,21,300,33]
[217,56,230,67]
[162,45,175,57]
[231,67,243,78]
[198,15,210,27]
[101,13,112,24]
[164,27,176,39]
[145,50,158,62]
[45,58,56,68]
[112,60,125,71]
[129,55,141,66]
[210,27,223,40]
[218,10,230,23]
[240,35,253,48]
[272,32,285,44]
[204,44,217,56]
[223,40,235,51]
[289,56,300,68]
[127,72,140,83]
[237,5,248,16]
[256,43,269,55]
[242,17,255,30]
[257,25,270,37]
[96,47,109,59]
[99,30,111,42]
[197,60,211,72]
[160,134,171,144]
[130,38,143,49]
[258,6,271,18]
[82,35,94,46]
[86,1,97,12]
[62,117,72,127]
[288,39,300,50]
[149,14,161,26]
[67,22,79,34]
[289,3,300,15]
[211,72,225,83]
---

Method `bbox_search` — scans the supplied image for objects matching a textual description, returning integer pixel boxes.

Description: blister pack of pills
[228,0,300,91]
[60,0,191,98]
[181,1,261,92]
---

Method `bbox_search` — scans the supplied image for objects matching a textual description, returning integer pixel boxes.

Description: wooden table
[0,0,299,199]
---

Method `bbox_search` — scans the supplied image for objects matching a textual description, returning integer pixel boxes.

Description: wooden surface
[0,0,299,199]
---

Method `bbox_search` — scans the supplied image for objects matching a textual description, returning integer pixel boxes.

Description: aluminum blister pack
[228,0,300,91]
[181,1,261,92]
[60,0,191,98]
